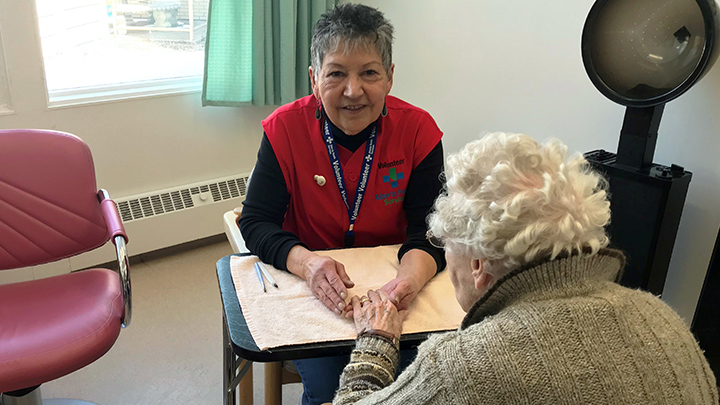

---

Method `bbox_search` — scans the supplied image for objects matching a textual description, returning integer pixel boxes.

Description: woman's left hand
[379,276,419,311]
[342,277,419,319]
[351,290,404,339]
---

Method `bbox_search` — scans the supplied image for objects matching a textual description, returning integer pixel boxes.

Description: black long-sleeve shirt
[239,118,446,273]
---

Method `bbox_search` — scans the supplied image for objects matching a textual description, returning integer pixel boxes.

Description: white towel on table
[230,244,466,351]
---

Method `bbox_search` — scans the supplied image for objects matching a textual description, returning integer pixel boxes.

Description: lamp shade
[582,0,720,107]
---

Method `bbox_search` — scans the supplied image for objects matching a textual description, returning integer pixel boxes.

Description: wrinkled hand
[379,277,420,311]
[351,290,404,339]
[302,254,354,315]
[343,277,418,319]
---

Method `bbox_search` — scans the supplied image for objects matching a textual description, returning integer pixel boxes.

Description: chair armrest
[99,189,128,243]
[223,210,249,254]
[98,189,132,328]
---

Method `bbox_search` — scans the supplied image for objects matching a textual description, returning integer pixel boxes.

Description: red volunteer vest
[263,95,442,251]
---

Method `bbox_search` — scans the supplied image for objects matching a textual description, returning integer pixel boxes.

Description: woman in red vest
[238,4,445,404]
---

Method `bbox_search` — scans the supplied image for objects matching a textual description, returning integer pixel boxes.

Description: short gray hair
[428,133,611,279]
[311,4,394,78]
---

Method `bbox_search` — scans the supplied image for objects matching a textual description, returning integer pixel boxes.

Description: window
[35,0,208,106]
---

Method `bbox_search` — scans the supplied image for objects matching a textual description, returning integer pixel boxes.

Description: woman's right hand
[290,249,355,315]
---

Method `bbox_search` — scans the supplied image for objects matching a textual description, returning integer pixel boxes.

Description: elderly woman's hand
[350,290,404,339]
[341,276,421,319]
[301,254,355,315]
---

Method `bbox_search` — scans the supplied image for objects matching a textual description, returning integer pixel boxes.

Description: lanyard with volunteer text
[322,119,378,248]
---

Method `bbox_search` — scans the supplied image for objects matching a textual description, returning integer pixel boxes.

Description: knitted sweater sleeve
[333,334,453,405]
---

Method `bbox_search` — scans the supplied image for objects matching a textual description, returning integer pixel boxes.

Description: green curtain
[202,0,337,107]
[202,0,252,106]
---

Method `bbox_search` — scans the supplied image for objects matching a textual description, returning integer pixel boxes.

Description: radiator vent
[115,174,250,222]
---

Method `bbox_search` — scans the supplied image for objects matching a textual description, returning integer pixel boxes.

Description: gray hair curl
[428,133,611,279]
[311,3,394,78]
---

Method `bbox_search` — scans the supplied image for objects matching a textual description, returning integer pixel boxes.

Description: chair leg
[2,387,100,405]
[264,362,282,405]
[1,387,42,405]
[238,366,253,405]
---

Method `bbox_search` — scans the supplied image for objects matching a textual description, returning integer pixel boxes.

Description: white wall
[357,0,720,323]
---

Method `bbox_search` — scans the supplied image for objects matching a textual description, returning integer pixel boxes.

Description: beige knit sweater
[333,249,718,404]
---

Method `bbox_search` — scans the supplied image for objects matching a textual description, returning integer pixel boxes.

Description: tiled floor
[41,240,303,405]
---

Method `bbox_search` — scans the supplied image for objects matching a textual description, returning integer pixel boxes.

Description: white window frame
[0,24,14,116]
[46,75,202,108]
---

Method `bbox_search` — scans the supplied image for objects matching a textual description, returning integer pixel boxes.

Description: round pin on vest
[314,175,326,186]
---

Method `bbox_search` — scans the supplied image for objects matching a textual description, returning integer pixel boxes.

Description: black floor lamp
[581,0,719,294]
[580,0,719,376]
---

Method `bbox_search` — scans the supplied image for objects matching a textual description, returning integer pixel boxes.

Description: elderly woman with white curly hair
[333,132,718,404]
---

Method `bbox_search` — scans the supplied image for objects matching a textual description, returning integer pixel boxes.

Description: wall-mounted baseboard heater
[115,174,250,223]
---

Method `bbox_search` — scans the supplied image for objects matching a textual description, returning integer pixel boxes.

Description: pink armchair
[0,129,131,405]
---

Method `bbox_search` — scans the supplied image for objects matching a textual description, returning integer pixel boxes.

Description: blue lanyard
[322,120,378,248]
